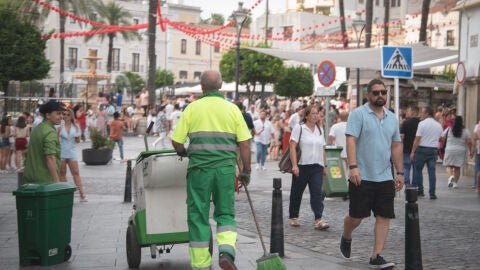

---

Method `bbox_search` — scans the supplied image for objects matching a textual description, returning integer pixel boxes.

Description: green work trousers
[187,166,238,269]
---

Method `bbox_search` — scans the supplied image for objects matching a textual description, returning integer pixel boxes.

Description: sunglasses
[371,90,388,96]
[63,113,71,116]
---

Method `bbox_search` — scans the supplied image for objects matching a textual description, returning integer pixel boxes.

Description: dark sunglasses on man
[371,90,388,96]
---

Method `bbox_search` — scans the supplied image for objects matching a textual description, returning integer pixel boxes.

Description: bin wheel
[342,194,349,201]
[64,244,72,261]
[126,224,141,268]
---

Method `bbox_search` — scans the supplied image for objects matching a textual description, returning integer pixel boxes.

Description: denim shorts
[348,180,395,219]
[1,138,10,148]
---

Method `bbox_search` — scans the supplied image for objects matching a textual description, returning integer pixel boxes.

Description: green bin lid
[325,145,343,150]
[13,182,77,197]
[135,149,177,163]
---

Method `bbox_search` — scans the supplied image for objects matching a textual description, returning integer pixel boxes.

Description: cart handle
[144,121,155,151]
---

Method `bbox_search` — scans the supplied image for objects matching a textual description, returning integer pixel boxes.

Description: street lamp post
[352,12,366,108]
[234,2,247,101]
[68,59,76,100]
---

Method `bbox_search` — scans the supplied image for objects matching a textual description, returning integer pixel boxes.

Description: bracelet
[396,172,404,175]
[349,165,358,170]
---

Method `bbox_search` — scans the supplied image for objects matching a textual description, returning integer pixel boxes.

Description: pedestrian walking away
[171,70,252,270]
[400,106,420,185]
[109,112,126,161]
[410,106,443,199]
[340,79,404,269]
[23,101,66,183]
[441,116,473,189]
[289,105,329,230]
[59,108,88,202]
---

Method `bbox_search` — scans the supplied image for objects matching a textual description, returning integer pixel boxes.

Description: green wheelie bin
[323,146,348,199]
[13,182,77,266]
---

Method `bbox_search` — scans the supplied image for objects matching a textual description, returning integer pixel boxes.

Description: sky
[179,0,286,20]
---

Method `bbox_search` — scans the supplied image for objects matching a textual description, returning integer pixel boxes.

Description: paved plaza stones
[0,136,479,269]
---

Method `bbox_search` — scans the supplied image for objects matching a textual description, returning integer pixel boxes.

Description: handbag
[278,125,302,173]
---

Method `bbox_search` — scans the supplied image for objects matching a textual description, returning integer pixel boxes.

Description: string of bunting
[35,0,456,49]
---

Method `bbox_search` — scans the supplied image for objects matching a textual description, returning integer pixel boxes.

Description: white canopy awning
[247,43,458,70]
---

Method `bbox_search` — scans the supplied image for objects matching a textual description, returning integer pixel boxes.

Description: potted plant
[82,128,115,165]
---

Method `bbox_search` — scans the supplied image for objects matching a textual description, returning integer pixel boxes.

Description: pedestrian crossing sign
[381,46,413,78]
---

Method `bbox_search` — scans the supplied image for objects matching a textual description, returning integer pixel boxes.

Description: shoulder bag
[278,125,303,173]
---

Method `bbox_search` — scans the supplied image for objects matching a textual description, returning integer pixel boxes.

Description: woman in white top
[289,105,329,230]
[442,116,473,189]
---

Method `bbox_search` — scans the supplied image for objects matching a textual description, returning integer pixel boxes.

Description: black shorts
[348,180,395,219]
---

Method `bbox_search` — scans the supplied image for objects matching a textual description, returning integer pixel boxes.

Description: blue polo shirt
[345,104,401,182]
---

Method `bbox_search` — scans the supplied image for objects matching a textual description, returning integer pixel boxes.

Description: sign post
[317,60,336,136]
[381,46,413,119]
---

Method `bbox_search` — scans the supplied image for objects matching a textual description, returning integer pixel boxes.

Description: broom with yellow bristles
[238,172,286,270]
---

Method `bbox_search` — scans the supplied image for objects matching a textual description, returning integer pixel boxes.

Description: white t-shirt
[416,117,443,148]
[474,124,480,154]
[288,113,301,130]
[253,119,274,145]
[170,110,182,131]
[329,121,347,158]
[291,124,325,166]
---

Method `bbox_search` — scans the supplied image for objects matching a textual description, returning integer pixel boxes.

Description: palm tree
[419,0,431,43]
[338,0,348,48]
[365,0,374,48]
[383,0,390,45]
[85,1,141,75]
[146,0,157,106]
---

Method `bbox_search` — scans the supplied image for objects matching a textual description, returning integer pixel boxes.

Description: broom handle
[243,184,268,255]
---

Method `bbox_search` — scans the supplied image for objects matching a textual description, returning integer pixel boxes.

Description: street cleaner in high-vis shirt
[172,70,251,270]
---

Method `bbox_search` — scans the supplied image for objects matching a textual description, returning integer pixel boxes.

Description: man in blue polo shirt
[339,79,404,269]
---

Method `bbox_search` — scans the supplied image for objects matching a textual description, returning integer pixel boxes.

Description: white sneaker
[262,166,266,171]
[255,164,260,171]
[453,183,458,189]
[448,176,454,188]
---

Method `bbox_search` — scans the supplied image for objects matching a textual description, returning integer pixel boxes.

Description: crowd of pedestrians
[2,74,480,269]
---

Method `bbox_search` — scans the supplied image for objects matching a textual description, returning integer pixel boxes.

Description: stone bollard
[405,186,423,270]
[270,178,284,257]
[124,160,132,203]
[17,171,24,188]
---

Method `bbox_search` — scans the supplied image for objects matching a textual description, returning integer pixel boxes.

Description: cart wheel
[322,192,326,200]
[342,194,349,201]
[126,224,141,268]
[64,244,72,261]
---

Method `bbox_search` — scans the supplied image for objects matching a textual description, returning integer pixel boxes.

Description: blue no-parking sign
[381,46,413,78]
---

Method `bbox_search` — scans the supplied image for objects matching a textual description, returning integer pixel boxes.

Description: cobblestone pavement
[235,163,480,270]
[1,135,479,269]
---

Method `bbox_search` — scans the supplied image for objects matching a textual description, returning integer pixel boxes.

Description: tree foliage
[219,45,284,96]
[154,69,174,88]
[274,66,314,98]
[0,10,50,94]
[114,72,145,95]
[200,13,225,25]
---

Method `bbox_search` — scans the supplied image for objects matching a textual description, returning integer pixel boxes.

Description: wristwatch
[349,165,358,170]
[396,172,404,175]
